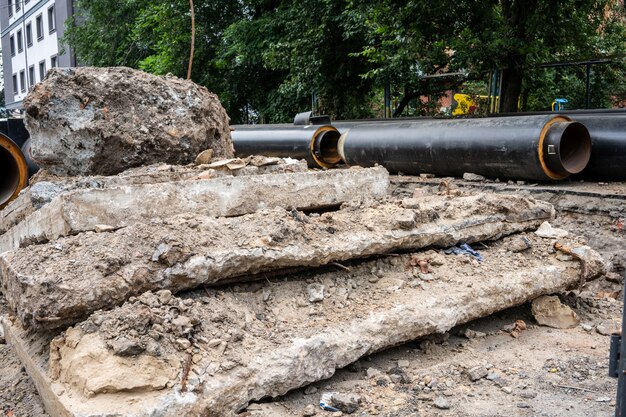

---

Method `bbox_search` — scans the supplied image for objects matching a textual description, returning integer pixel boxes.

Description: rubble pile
[0,67,615,417]
[24,67,234,176]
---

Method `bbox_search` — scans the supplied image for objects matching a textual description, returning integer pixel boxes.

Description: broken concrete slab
[0,166,388,254]
[2,236,604,416]
[24,67,234,176]
[0,193,555,330]
[0,159,309,235]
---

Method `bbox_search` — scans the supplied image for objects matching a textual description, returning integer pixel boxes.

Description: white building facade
[1,0,75,110]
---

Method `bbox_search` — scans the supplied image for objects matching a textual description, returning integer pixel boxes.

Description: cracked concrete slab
[0,166,387,254]
[1,193,553,330]
[1,235,605,417]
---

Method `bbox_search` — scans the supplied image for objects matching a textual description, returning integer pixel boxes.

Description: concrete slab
[392,176,626,215]
[0,158,308,235]
[0,166,386,254]
[1,193,553,330]
[2,235,605,416]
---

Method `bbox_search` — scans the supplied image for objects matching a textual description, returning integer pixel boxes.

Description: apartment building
[1,0,75,110]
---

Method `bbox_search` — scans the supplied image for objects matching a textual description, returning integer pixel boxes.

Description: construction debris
[24,67,234,176]
[0,158,309,235]
[1,193,553,330]
[1,234,604,416]
[0,166,389,254]
[531,295,580,329]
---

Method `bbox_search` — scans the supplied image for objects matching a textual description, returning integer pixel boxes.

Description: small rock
[505,236,532,253]
[366,367,381,378]
[94,224,115,233]
[418,273,434,281]
[304,386,318,395]
[433,396,450,409]
[171,315,193,336]
[531,295,579,329]
[463,172,486,182]
[376,277,405,290]
[502,387,513,394]
[520,390,537,399]
[307,283,325,303]
[467,365,488,382]
[597,320,621,336]
[208,338,223,348]
[581,323,593,332]
[398,360,410,368]
[302,404,317,416]
[175,338,191,350]
[109,337,145,356]
[462,329,486,339]
[138,291,160,308]
[388,367,411,384]
[156,289,172,305]
[596,397,611,402]
[0,325,5,344]
[195,149,214,165]
[331,393,362,414]
[535,221,568,239]
[420,173,435,179]
[395,211,417,230]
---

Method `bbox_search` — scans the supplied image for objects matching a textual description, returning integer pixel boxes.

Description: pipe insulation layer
[567,115,626,180]
[337,115,591,181]
[231,125,343,168]
[0,132,29,208]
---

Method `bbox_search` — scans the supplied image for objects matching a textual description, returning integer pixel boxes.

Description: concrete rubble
[0,157,309,235]
[0,165,389,254]
[2,193,554,330]
[24,67,234,176]
[0,67,620,417]
[1,233,605,416]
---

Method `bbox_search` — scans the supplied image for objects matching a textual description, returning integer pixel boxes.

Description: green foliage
[64,0,626,121]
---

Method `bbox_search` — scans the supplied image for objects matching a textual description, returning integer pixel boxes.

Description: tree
[219,0,377,122]
[454,0,626,112]
[64,0,626,119]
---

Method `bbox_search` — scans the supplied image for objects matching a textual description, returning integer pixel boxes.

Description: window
[12,74,17,95]
[36,14,43,40]
[50,55,57,68]
[8,0,13,17]
[19,70,25,92]
[16,29,23,52]
[26,23,32,47]
[9,35,15,56]
[29,65,35,87]
[14,0,19,12]
[48,5,55,33]
[25,0,30,3]
[39,60,46,81]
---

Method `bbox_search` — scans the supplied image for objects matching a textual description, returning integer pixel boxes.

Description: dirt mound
[24,67,234,176]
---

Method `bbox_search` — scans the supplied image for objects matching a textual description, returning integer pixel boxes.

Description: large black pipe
[231,124,343,169]
[338,115,592,181]
[0,132,30,209]
[567,115,626,180]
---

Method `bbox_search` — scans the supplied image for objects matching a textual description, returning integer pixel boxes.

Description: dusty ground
[1,177,624,417]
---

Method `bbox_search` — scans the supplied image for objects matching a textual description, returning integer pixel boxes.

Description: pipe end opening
[543,121,592,177]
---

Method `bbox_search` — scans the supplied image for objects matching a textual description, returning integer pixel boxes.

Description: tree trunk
[499,55,525,113]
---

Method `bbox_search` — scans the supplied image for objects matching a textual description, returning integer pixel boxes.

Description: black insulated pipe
[0,132,30,209]
[231,125,343,169]
[337,115,592,181]
[567,115,626,181]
